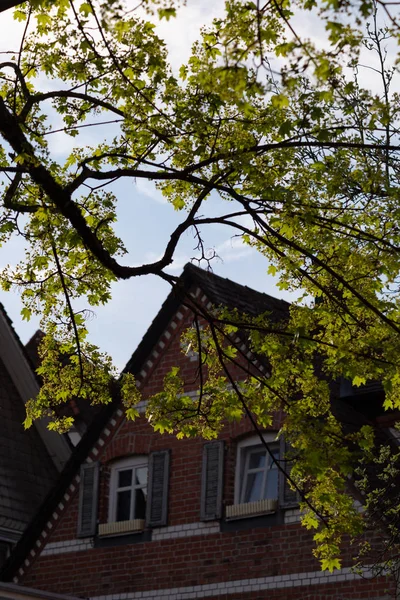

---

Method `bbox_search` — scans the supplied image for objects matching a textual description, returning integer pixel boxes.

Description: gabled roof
[124,263,290,375]
[1,263,290,580]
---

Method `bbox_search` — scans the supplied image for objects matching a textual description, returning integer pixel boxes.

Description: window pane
[118,469,132,488]
[265,467,278,499]
[135,466,148,487]
[241,445,280,503]
[248,449,266,470]
[135,487,147,519]
[116,490,131,521]
[243,471,264,502]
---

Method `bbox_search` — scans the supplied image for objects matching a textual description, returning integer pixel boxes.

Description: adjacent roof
[1,263,291,580]
[24,331,45,372]
[0,353,59,535]
[25,330,102,434]
[0,581,80,600]
[0,307,60,536]
[0,307,71,472]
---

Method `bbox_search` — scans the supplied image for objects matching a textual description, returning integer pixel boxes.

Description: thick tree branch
[21,90,126,121]
[3,171,39,212]
[0,61,30,104]
[0,98,218,281]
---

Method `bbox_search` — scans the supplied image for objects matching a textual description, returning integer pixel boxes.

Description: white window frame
[108,455,148,523]
[234,433,279,505]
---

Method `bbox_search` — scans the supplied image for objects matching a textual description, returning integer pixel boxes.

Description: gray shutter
[200,441,224,521]
[77,461,100,537]
[146,450,170,527]
[279,437,299,507]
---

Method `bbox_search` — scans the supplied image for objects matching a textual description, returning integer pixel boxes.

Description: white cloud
[215,236,254,262]
[153,0,226,74]
[136,179,167,204]
[0,11,24,53]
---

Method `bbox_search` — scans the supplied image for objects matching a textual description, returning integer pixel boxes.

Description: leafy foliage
[1,0,400,572]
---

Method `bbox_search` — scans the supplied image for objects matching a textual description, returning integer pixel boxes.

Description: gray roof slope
[186,263,290,318]
[0,353,58,532]
[0,305,59,534]
[0,305,38,380]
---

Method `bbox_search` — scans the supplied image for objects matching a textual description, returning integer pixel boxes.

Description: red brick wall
[22,525,394,597]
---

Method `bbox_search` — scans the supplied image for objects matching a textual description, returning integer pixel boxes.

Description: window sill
[226,498,278,520]
[98,519,145,537]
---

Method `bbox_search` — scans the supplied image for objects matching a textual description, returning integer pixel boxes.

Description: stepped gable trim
[133,285,211,390]
[134,300,192,389]
[1,265,289,582]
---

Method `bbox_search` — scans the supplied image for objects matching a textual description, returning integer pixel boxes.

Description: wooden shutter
[200,441,224,521]
[279,437,299,508]
[77,461,100,537]
[146,450,170,527]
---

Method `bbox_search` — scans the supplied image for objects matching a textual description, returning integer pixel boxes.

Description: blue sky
[0,182,292,371]
[0,0,297,371]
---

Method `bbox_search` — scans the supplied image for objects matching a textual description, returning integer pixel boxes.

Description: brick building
[0,265,395,599]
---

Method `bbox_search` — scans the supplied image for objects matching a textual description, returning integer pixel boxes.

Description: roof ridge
[183,263,290,307]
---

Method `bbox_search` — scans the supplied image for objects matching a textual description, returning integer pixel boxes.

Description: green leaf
[36,13,52,26]
[21,307,32,321]
[13,9,27,21]
[268,264,278,276]
[321,558,341,572]
[23,416,32,430]
[271,94,289,109]
[126,407,139,420]
[79,2,93,16]
[157,8,176,20]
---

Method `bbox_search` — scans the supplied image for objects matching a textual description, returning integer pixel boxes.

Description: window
[98,451,170,538]
[239,443,279,504]
[226,433,279,519]
[109,456,148,523]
